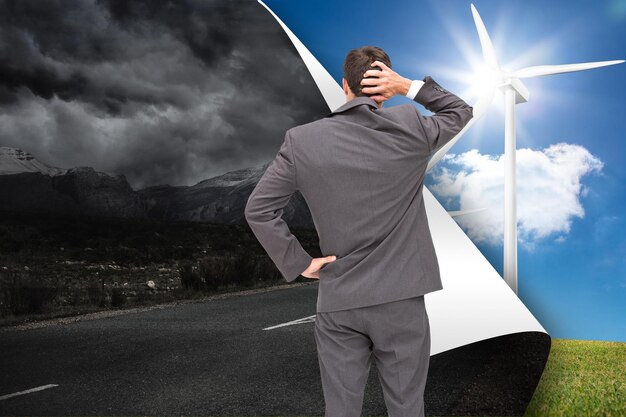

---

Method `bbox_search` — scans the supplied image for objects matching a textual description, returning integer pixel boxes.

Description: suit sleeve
[244,129,313,282]
[410,76,473,155]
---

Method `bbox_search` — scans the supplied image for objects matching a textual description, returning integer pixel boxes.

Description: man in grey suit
[245,46,473,417]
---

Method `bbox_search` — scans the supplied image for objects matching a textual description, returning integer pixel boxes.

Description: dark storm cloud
[0,0,329,188]
[0,0,241,108]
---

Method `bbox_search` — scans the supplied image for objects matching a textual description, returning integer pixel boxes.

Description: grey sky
[0,0,328,189]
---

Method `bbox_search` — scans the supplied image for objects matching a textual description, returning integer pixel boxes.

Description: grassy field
[435,338,626,417]
[522,338,626,417]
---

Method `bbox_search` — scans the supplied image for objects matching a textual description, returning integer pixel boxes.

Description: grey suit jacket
[245,76,473,312]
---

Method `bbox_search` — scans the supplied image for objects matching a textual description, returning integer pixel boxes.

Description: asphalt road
[0,282,389,416]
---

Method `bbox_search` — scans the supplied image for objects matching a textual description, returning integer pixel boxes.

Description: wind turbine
[455,3,623,294]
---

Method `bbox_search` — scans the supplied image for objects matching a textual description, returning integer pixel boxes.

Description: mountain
[0,147,314,228]
[0,147,67,176]
[0,148,145,218]
[138,162,314,228]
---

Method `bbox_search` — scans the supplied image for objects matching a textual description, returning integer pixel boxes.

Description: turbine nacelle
[470,1,623,110]
[498,77,530,104]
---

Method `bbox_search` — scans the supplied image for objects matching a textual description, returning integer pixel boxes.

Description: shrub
[87,283,102,305]
[231,252,258,288]
[197,251,283,290]
[111,287,126,307]
[10,286,58,315]
[198,255,230,291]
[179,263,202,291]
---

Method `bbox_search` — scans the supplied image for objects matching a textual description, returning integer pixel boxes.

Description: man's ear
[342,77,349,95]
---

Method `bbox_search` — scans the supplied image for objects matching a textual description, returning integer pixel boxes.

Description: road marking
[0,384,59,401]
[263,314,316,330]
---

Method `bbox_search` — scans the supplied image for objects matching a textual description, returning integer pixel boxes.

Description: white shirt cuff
[405,79,425,100]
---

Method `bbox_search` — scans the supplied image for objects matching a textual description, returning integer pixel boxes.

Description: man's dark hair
[343,46,392,97]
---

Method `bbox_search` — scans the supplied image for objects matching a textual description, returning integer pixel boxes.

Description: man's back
[246,76,473,313]
[292,76,472,312]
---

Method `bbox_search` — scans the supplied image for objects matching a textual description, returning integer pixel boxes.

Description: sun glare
[466,63,503,101]
[423,5,578,148]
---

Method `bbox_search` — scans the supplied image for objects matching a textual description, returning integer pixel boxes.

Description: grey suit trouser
[314,295,430,417]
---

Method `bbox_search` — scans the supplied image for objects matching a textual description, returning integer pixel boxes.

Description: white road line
[0,384,59,401]
[263,314,316,330]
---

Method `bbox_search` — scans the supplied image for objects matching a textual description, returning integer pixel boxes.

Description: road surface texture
[0,283,391,415]
[0,281,549,416]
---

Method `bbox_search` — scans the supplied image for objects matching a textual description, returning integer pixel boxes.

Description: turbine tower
[464,3,623,294]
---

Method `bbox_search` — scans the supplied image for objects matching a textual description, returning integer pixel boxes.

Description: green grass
[522,338,626,417]
[434,338,626,417]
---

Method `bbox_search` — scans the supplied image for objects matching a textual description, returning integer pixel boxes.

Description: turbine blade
[425,5,503,170]
[470,3,500,70]
[426,84,496,171]
[448,207,487,218]
[510,60,625,78]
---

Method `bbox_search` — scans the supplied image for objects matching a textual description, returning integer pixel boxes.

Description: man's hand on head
[361,60,412,105]
[301,255,337,280]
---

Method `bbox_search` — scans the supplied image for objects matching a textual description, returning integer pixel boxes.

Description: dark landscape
[0,145,324,325]
[0,210,321,326]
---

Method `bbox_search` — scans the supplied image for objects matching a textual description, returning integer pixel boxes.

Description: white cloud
[429,143,604,250]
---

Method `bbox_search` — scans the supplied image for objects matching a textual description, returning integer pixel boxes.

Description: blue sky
[265,0,626,342]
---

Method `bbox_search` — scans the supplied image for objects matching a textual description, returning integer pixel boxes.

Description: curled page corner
[257,0,549,353]
[423,186,547,354]
[258,1,551,414]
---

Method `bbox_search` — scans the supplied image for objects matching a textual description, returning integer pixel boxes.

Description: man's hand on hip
[301,255,337,280]
[361,60,412,104]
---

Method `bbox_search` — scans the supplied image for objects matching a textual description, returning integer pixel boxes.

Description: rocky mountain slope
[0,147,314,228]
